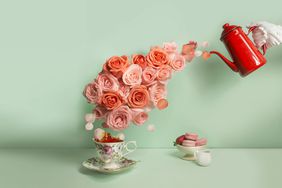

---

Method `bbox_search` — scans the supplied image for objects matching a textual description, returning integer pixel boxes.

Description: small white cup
[194,150,212,166]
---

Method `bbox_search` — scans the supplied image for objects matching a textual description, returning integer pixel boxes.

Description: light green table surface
[0,149,281,188]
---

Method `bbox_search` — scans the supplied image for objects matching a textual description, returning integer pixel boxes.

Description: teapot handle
[246,26,266,55]
[246,26,257,36]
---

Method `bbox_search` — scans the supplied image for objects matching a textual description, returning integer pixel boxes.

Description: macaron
[185,133,198,141]
[195,138,207,146]
[182,140,196,147]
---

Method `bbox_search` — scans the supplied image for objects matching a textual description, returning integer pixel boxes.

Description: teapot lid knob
[223,23,230,29]
[220,23,240,41]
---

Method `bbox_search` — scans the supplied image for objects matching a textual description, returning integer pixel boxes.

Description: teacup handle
[122,141,137,157]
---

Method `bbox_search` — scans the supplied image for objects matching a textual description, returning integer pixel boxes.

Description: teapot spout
[210,51,239,72]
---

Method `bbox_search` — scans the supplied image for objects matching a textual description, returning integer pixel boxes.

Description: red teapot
[210,23,267,77]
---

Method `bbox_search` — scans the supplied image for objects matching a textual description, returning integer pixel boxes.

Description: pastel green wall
[0,0,281,148]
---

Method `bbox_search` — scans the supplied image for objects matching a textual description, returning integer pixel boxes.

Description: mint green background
[0,0,281,148]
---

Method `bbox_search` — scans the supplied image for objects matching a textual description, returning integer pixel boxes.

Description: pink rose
[146,47,170,69]
[100,91,124,110]
[103,55,129,78]
[181,41,197,62]
[142,67,157,85]
[149,82,167,106]
[118,82,130,99]
[132,109,148,126]
[163,42,177,54]
[157,65,172,81]
[128,85,150,108]
[122,64,142,86]
[83,82,102,104]
[106,105,132,131]
[96,73,119,91]
[170,54,186,71]
[93,106,108,119]
[132,54,147,69]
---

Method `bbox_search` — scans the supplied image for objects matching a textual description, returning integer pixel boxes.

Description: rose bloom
[118,82,130,99]
[142,67,157,85]
[170,54,186,71]
[132,54,147,69]
[93,105,108,119]
[163,42,177,54]
[103,55,129,78]
[132,109,149,126]
[106,105,132,131]
[181,41,197,62]
[122,64,142,86]
[149,82,167,106]
[100,91,123,110]
[96,73,119,91]
[157,65,172,81]
[128,85,150,108]
[83,82,102,104]
[146,47,170,69]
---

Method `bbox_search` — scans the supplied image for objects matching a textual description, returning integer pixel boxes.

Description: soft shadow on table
[78,165,135,181]
[167,149,182,158]
[2,149,131,181]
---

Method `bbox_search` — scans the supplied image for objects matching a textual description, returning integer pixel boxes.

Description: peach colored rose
[93,106,108,119]
[157,65,172,81]
[149,82,167,106]
[146,47,170,69]
[170,54,186,71]
[142,67,157,85]
[132,54,147,69]
[103,55,129,78]
[163,42,177,54]
[106,105,132,131]
[100,91,123,110]
[122,64,142,86]
[83,82,102,104]
[96,73,119,91]
[128,85,150,108]
[181,41,197,62]
[132,109,148,125]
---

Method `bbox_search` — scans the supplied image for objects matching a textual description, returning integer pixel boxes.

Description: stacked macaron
[175,133,207,147]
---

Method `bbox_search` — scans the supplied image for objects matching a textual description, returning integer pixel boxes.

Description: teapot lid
[220,23,241,40]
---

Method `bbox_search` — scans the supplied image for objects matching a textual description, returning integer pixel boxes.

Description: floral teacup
[94,141,137,169]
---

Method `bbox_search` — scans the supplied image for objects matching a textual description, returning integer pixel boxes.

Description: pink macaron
[195,138,207,146]
[182,140,196,147]
[185,133,198,141]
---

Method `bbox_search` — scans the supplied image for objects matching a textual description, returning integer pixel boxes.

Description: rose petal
[147,124,155,132]
[116,133,125,141]
[195,50,203,57]
[157,99,168,110]
[85,123,94,131]
[202,51,211,60]
[201,41,209,48]
[94,128,106,141]
[84,113,96,123]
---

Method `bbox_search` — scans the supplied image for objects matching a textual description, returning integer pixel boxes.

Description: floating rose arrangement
[83,41,210,131]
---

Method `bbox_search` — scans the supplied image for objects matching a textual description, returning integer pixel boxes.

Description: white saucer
[82,157,137,174]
